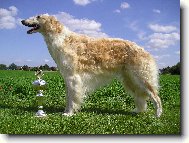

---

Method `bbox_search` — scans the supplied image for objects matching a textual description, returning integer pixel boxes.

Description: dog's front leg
[63,74,84,116]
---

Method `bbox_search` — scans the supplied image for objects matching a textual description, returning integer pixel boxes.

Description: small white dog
[22,14,162,117]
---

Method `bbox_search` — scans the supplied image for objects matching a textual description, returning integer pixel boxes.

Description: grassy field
[0,70,180,134]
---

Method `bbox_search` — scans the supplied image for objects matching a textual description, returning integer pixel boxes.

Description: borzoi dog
[21,14,162,117]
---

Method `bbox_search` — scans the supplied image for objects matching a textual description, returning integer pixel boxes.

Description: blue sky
[0,0,180,69]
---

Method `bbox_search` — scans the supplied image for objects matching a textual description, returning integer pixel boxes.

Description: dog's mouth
[21,20,40,34]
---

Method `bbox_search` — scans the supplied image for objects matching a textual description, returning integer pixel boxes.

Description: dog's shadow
[0,104,136,116]
[82,107,137,116]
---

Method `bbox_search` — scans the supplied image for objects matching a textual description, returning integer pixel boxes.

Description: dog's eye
[37,16,40,19]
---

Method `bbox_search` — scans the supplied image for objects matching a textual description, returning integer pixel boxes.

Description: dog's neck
[41,26,77,73]
[42,26,71,48]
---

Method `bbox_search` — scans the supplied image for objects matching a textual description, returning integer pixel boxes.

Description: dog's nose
[21,20,25,25]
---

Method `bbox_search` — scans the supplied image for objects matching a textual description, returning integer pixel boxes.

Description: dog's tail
[144,80,162,117]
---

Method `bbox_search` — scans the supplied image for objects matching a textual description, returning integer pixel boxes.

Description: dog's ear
[50,16,62,33]
[44,16,63,34]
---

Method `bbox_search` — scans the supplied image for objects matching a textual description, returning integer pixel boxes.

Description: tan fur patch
[43,16,63,34]
[63,34,152,72]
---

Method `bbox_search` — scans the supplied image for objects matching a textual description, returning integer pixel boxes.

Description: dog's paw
[132,107,147,113]
[132,108,140,113]
[63,112,74,116]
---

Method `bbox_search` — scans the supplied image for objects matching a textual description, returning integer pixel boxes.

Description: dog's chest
[46,37,75,72]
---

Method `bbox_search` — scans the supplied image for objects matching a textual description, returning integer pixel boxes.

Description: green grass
[0,70,181,134]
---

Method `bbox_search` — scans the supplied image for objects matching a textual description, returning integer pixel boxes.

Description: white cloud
[146,32,180,49]
[26,59,32,62]
[120,2,130,9]
[128,22,180,50]
[175,51,180,55]
[129,21,138,31]
[15,59,22,63]
[0,6,19,29]
[55,12,108,38]
[9,6,18,16]
[114,9,121,13]
[154,54,170,61]
[153,9,161,14]
[127,21,148,40]
[149,24,177,33]
[73,0,96,6]
[44,59,50,63]
[137,31,147,40]
[113,2,130,14]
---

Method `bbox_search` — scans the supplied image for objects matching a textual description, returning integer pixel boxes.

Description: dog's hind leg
[63,74,84,116]
[132,94,148,113]
[121,72,148,113]
[130,70,162,117]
